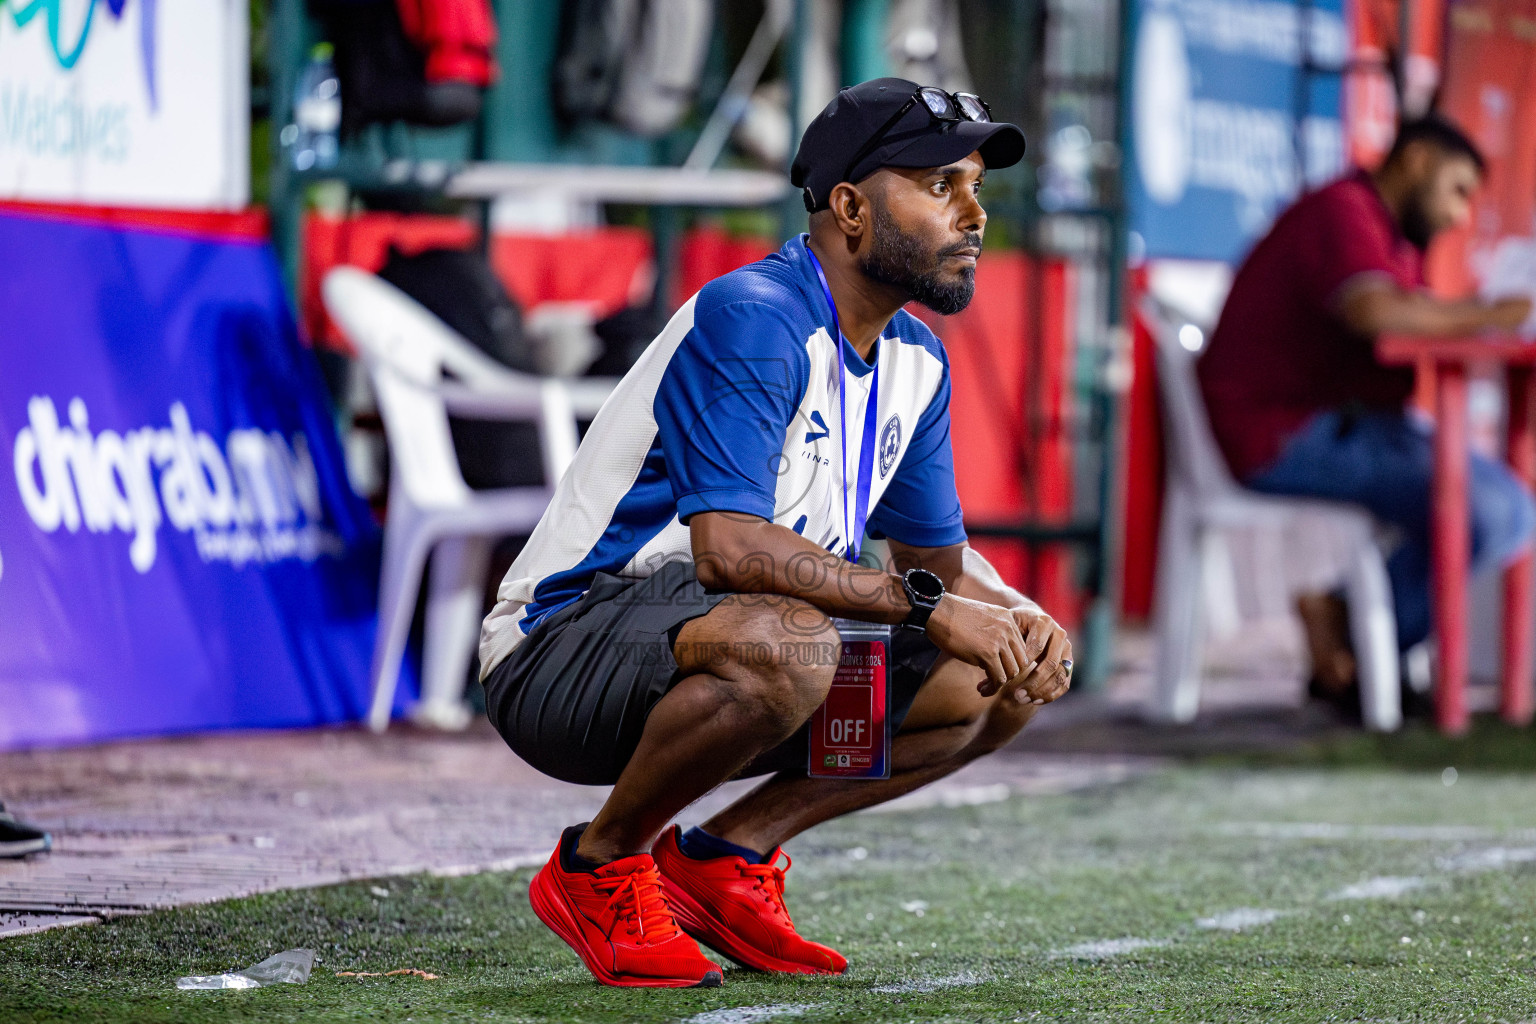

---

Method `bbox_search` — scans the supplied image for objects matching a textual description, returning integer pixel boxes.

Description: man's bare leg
[574,594,841,865]
[698,654,1038,854]
[1296,591,1357,695]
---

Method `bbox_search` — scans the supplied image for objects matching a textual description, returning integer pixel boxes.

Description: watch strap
[900,569,943,632]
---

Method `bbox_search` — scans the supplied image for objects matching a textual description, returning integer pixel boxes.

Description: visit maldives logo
[2,0,159,108]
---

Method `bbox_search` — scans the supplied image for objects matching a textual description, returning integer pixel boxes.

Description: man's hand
[1487,296,1535,332]
[1005,604,1073,705]
[924,595,1073,704]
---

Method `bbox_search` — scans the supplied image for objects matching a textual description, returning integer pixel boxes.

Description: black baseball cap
[791,78,1026,213]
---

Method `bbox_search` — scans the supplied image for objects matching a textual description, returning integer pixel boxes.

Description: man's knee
[1472,470,1536,570]
[965,695,1036,756]
[898,659,1037,762]
[683,597,841,732]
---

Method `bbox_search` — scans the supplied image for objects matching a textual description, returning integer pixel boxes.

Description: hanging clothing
[395,0,498,87]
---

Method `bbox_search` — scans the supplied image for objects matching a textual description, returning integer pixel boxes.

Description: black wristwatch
[900,568,945,632]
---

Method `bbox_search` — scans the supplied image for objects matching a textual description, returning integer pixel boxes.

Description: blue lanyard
[806,247,879,565]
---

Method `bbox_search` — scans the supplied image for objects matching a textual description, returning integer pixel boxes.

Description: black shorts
[482,561,943,786]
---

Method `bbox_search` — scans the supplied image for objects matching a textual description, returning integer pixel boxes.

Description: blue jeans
[1246,410,1536,651]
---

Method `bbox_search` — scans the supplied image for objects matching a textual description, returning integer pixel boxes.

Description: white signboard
[0,0,249,210]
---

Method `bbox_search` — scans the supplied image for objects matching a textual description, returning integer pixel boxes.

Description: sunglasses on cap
[840,86,994,186]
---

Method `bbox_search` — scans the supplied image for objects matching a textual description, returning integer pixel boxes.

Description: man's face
[856,152,987,316]
[1404,148,1480,249]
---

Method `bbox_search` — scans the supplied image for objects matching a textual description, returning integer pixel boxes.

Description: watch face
[908,569,944,601]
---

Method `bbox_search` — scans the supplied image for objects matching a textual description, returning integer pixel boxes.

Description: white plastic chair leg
[1343,536,1402,731]
[368,502,434,733]
[538,379,580,484]
[1152,488,1207,723]
[1251,522,1292,622]
[1200,530,1241,642]
[416,535,492,730]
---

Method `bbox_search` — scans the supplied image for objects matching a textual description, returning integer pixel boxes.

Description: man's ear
[827,182,871,241]
[1402,139,1436,181]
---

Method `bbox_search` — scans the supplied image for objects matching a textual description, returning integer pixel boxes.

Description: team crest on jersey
[878,414,902,477]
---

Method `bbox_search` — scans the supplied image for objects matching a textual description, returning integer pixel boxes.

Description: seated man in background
[1198,115,1536,711]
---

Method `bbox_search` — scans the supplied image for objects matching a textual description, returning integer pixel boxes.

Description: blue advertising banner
[0,210,393,750]
[1126,0,1351,263]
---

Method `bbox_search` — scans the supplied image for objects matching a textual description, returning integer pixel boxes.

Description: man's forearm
[1387,294,1510,336]
[691,513,910,624]
[891,539,1038,612]
[691,517,1052,628]
[1342,283,1525,338]
[950,545,1038,611]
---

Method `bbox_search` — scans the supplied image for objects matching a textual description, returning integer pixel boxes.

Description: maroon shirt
[1197,170,1424,480]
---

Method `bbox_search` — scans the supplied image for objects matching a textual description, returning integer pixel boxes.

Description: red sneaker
[528,829,724,988]
[652,825,847,975]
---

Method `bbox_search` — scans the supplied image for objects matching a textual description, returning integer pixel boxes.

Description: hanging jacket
[395,0,499,87]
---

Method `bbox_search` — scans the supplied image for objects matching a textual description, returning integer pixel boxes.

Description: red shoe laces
[594,863,680,943]
[738,852,793,923]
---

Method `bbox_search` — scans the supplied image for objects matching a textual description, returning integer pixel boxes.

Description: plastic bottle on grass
[289,43,340,172]
[176,948,316,990]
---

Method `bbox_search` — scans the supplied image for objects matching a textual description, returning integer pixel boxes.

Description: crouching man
[477,78,1072,988]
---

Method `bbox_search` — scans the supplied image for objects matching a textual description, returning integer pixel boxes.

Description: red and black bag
[313,0,498,133]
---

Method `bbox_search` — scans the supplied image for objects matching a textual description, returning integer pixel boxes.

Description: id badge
[808,620,892,779]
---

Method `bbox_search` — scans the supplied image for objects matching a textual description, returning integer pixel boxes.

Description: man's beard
[1402,189,1435,251]
[858,203,979,316]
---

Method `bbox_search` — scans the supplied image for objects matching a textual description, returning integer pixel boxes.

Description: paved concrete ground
[0,616,1481,940]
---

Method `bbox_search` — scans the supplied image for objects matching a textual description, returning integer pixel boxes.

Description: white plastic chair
[323,267,612,732]
[1143,298,1402,731]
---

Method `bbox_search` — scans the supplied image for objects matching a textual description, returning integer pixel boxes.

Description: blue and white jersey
[479,235,966,676]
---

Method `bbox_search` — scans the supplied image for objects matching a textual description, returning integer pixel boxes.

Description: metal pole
[1075,0,1137,690]
[779,0,811,241]
[268,0,303,306]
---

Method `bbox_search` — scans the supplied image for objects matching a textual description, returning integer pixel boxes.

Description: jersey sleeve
[867,353,967,547]
[1304,186,1402,309]
[654,299,810,523]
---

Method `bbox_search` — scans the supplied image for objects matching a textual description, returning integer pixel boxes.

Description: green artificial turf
[1241,716,1536,772]
[5,766,1536,1023]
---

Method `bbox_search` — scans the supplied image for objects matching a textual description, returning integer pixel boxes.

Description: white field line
[0,914,100,939]
[1049,936,1170,960]
[872,971,988,993]
[1196,908,1286,931]
[428,854,546,879]
[1328,876,1428,900]
[1044,841,1536,964]
[1435,846,1536,873]
[1217,822,1536,842]
[682,1005,811,1024]
[867,783,1013,814]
